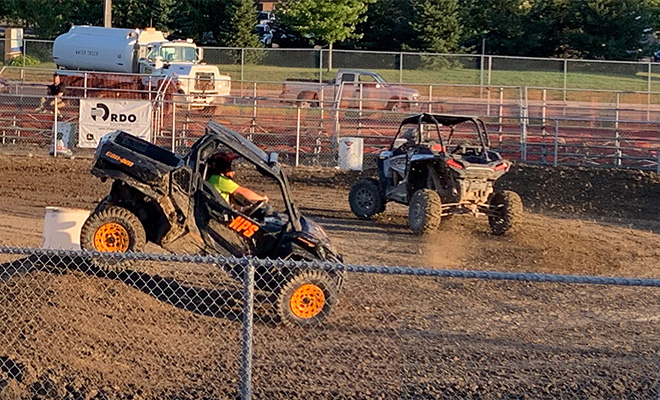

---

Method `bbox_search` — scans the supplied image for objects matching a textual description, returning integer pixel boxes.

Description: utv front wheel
[488,190,523,235]
[408,189,442,235]
[277,270,338,328]
[80,206,146,271]
[349,178,385,220]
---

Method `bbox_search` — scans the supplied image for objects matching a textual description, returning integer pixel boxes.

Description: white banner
[78,99,152,148]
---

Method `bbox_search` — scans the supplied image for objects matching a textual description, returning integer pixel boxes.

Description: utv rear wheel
[277,270,337,328]
[297,91,319,108]
[80,206,146,271]
[408,189,442,235]
[349,178,385,220]
[488,190,523,235]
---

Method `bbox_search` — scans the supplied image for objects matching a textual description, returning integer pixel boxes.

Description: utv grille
[172,168,192,193]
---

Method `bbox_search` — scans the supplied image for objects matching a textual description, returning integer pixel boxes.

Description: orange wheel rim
[93,222,130,252]
[289,283,325,319]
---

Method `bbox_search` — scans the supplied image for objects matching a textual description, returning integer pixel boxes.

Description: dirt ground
[0,154,659,399]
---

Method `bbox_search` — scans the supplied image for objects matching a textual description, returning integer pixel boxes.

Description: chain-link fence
[5,40,660,92]
[0,247,659,399]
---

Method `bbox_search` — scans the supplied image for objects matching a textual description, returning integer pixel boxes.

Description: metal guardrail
[1,85,659,171]
[1,246,659,399]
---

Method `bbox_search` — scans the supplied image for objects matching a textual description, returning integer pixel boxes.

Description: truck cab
[53,26,231,106]
[334,69,420,111]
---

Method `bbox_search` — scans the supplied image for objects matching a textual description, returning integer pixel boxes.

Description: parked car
[256,24,274,47]
[280,69,420,111]
[257,11,276,25]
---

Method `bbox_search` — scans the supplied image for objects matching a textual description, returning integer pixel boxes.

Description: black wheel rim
[410,201,423,226]
[356,188,375,212]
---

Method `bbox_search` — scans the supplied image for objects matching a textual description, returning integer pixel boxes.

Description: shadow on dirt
[1,255,278,325]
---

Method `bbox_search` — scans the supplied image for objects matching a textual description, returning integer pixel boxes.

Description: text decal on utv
[81,121,344,327]
[349,113,523,235]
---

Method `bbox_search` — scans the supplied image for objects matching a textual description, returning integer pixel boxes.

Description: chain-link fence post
[554,119,559,167]
[647,59,652,122]
[318,48,324,83]
[240,257,255,400]
[51,100,60,157]
[171,101,176,152]
[615,92,621,167]
[519,87,527,161]
[295,106,301,166]
[563,58,568,103]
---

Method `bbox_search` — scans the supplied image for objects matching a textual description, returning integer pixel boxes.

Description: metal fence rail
[0,82,660,171]
[0,247,658,399]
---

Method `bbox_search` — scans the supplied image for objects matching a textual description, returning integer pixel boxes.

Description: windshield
[147,45,197,63]
[369,72,386,84]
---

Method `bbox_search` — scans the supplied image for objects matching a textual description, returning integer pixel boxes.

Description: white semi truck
[53,25,231,105]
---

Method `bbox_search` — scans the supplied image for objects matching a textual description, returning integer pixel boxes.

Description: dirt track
[0,154,659,399]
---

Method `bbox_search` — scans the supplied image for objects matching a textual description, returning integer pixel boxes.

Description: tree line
[1,0,659,60]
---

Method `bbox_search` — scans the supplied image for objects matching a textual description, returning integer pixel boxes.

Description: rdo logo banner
[79,99,153,148]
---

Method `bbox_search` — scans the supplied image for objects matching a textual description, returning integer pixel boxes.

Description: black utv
[80,121,343,327]
[349,113,523,235]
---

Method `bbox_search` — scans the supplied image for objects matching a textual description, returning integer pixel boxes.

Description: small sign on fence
[49,121,75,156]
[78,99,152,148]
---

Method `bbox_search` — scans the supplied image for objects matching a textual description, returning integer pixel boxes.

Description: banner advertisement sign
[78,99,152,148]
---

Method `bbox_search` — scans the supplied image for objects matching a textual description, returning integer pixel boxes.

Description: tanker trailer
[53,26,231,105]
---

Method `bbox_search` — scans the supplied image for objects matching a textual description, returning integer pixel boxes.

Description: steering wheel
[242,199,270,219]
[451,143,468,154]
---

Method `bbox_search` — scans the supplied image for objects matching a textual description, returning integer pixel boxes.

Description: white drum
[338,137,364,171]
[42,207,91,250]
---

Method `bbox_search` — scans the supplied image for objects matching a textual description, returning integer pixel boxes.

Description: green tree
[459,0,551,56]
[110,0,177,31]
[410,0,462,53]
[276,0,374,67]
[2,0,85,38]
[353,0,415,51]
[560,0,652,59]
[218,0,261,48]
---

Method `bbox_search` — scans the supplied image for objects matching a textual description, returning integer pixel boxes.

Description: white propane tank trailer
[53,26,231,105]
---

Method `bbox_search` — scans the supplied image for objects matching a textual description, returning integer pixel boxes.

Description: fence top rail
[18,38,657,65]
[2,246,660,288]
[524,115,660,125]
[526,86,660,95]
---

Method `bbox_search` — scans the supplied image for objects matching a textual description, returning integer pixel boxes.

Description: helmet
[208,151,237,175]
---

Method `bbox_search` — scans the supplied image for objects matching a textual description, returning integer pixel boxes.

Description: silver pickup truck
[280,69,420,111]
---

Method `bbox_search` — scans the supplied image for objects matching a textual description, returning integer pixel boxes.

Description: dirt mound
[498,164,660,222]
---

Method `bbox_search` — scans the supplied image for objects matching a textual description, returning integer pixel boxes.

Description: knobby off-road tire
[277,270,338,328]
[488,190,523,236]
[349,178,385,220]
[408,189,442,235]
[80,206,146,272]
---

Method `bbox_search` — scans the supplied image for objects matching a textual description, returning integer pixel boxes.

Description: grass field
[4,45,660,95]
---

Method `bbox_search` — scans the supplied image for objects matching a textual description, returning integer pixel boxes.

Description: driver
[393,127,417,156]
[207,152,268,206]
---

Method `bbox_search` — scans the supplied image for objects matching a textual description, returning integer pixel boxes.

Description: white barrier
[42,207,91,250]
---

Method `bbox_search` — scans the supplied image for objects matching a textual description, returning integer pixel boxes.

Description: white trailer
[53,26,231,105]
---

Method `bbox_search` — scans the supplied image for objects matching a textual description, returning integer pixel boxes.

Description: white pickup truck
[280,69,420,111]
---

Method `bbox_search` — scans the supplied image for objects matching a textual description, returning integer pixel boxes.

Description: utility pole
[104,0,112,27]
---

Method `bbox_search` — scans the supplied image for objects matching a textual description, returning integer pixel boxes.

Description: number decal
[228,216,260,238]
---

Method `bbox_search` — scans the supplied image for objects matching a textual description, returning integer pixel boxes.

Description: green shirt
[208,174,240,203]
